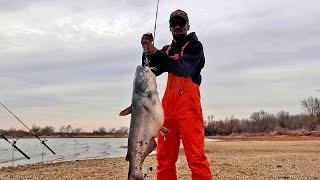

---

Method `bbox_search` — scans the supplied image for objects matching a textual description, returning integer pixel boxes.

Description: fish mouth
[137,65,151,71]
[135,65,155,85]
[134,66,147,85]
[136,65,146,73]
[136,65,145,71]
[136,65,153,75]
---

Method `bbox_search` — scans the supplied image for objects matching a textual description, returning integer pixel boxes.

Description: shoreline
[4,134,320,140]
[2,135,128,139]
[1,135,319,165]
[0,135,320,169]
[210,134,320,141]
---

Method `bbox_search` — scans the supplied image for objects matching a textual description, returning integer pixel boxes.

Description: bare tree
[93,127,107,135]
[117,127,129,134]
[205,115,216,135]
[301,97,320,124]
[277,111,290,128]
[301,97,319,116]
[41,126,55,136]
[72,128,82,134]
[108,128,116,134]
[250,110,277,133]
[31,125,41,135]
[59,125,66,133]
[65,125,72,134]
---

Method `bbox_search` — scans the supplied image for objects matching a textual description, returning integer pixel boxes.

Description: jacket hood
[186,32,198,41]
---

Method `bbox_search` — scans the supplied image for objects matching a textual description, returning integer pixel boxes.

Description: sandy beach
[1,136,319,180]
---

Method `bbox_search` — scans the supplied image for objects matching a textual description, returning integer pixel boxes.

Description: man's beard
[173,34,187,43]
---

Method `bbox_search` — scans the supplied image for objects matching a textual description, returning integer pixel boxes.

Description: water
[0,138,220,168]
[0,138,128,168]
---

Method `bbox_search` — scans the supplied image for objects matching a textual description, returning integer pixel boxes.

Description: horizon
[0,102,314,132]
[1,1,319,132]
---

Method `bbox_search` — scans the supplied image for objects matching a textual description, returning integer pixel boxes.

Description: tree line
[1,96,319,138]
[205,96,320,136]
[0,125,129,138]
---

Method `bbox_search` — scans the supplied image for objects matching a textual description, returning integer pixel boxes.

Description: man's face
[169,17,189,38]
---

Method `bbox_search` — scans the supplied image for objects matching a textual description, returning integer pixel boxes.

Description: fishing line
[144,0,160,68]
[153,0,160,44]
[1,102,31,132]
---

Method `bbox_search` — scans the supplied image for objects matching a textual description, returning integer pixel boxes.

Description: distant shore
[5,133,320,139]
[3,134,128,139]
[209,134,320,141]
[1,135,319,179]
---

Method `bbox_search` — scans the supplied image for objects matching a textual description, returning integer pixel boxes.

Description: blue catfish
[120,65,168,180]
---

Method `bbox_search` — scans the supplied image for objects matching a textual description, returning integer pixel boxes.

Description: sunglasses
[169,19,187,28]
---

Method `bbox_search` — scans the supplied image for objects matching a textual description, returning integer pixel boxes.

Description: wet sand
[1,136,319,180]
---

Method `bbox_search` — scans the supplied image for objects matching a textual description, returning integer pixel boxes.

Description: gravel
[0,140,319,180]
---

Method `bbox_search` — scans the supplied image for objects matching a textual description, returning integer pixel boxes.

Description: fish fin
[140,138,157,166]
[119,105,132,116]
[160,127,169,135]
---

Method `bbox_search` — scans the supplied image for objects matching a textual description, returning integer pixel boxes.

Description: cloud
[1,0,319,131]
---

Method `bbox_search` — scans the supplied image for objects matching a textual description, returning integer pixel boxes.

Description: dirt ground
[0,136,319,180]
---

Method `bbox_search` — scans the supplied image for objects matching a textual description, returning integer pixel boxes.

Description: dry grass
[1,136,320,180]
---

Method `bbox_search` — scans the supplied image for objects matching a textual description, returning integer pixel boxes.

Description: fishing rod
[153,0,160,44]
[0,102,56,155]
[144,0,160,67]
[0,133,30,159]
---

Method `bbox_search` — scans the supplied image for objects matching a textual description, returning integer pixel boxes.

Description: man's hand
[141,33,157,55]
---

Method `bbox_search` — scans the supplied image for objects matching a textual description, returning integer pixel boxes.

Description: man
[141,9,212,180]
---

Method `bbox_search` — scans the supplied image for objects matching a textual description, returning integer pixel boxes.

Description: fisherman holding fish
[141,9,212,180]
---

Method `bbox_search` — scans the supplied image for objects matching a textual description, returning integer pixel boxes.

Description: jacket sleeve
[141,47,168,76]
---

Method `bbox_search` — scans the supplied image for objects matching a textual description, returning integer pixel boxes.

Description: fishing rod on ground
[143,0,160,68]
[0,133,30,159]
[0,102,56,155]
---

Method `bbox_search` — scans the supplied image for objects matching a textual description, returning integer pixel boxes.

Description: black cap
[169,9,189,23]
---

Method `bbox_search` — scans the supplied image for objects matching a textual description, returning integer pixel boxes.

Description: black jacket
[142,32,205,85]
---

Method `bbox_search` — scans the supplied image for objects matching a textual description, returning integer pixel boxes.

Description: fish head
[134,65,157,93]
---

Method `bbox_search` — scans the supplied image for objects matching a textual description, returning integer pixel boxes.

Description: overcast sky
[1,0,319,131]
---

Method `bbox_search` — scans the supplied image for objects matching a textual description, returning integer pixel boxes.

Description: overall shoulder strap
[180,41,190,56]
[165,45,171,55]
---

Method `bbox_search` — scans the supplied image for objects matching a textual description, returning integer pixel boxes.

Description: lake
[0,138,219,168]
[0,138,128,168]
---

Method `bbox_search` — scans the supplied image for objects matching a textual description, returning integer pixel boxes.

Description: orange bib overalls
[156,42,212,180]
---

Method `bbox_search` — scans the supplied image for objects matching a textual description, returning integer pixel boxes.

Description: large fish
[120,65,168,180]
